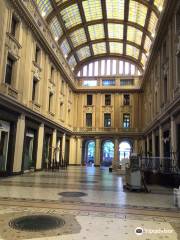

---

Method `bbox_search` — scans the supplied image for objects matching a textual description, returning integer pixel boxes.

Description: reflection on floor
[0,166,179,240]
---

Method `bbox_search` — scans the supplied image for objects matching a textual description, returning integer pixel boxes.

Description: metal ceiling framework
[35,0,165,74]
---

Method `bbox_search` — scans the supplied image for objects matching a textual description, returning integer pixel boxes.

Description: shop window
[105,94,111,105]
[123,94,130,105]
[123,113,130,128]
[86,113,92,127]
[104,113,111,127]
[5,56,14,85]
[32,77,38,102]
[87,94,93,105]
[11,15,18,37]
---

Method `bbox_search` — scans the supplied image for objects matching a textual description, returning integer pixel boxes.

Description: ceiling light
[71,67,74,71]
[64,54,67,58]
[55,36,58,41]
[151,32,155,38]
[146,52,149,57]
[41,11,46,17]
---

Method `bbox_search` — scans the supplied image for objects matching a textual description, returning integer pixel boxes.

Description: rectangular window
[105,94,111,105]
[88,63,93,76]
[94,61,99,76]
[35,45,40,64]
[32,77,38,102]
[61,80,64,94]
[176,8,180,33]
[104,113,111,127]
[123,113,130,128]
[120,79,134,86]
[101,60,105,75]
[11,16,17,37]
[5,57,14,85]
[86,113,92,127]
[87,94,93,105]
[48,92,53,112]
[123,94,130,105]
[164,75,168,103]
[102,79,115,86]
[83,80,97,86]
[50,66,55,82]
[106,59,111,75]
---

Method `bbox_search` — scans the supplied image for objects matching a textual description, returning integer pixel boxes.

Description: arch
[83,139,95,166]
[101,140,114,167]
[119,140,132,162]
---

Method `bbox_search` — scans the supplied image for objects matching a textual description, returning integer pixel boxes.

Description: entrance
[119,141,131,162]
[23,130,35,171]
[84,140,95,166]
[42,133,52,169]
[101,140,114,167]
[0,121,10,172]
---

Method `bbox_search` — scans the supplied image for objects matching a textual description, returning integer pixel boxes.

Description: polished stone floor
[0,166,179,240]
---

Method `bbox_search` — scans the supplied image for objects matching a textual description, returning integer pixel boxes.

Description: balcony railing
[73,127,139,133]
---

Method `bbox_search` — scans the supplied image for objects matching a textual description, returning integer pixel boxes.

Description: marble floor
[0,166,179,240]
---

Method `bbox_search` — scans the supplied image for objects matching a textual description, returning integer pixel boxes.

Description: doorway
[42,133,52,169]
[101,140,114,167]
[0,121,10,172]
[119,141,131,162]
[23,130,35,171]
[84,140,95,166]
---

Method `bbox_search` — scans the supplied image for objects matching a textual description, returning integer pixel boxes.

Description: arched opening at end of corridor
[119,141,132,163]
[83,140,95,166]
[101,140,114,167]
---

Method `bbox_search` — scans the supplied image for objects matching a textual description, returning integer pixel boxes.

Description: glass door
[23,131,35,171]
[0,121,10,172]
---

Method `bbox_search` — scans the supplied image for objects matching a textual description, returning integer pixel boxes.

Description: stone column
[133,139,138,153]
[36,123,44,170]
[62,133,66,160]
[152,131,156,157]
[69,136,76,165]
[95,137,101,167]
[51,129,57,160]
[13,114,25,173]
[159,126,164,169]
[170,116,177,167]
[76,137,82,165]
[113,138,119,170]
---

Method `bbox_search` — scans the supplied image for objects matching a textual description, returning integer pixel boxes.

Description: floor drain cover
[9,215,65,232]
[59,192,87,197]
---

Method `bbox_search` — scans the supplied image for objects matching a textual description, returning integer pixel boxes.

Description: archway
[119,141,132,162]
[84,140,95,166]
[101,140,114,167]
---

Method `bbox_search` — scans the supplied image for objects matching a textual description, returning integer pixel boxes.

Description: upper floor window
[82,80,97,87]
[175,7,180,34]
[120,79,134,86]
[48,92,53,112]
[35,45,40,64]
[105,94,111,106]
[102,79,115,86]
[104,113,111,127]
[87,95,93,105]
[123,113,130,128]
[77,59,142,77]
[86,113,92,127]
[5,56,14,85]
[50,66,55,82]
[11,16,18,37]
[123,94,130,105]
[32,77,38,102]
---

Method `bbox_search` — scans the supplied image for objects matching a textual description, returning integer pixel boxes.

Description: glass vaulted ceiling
[35,0,165,73]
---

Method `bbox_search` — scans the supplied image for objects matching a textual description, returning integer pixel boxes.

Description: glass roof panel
[148,11,158,35]
[126,44,140,59]
[50,17,63,40]
[127,26,143,45]
[35,0,53,16]
[141,53,147,66]
[109,42,123,54]
[68,55,77,68]
[144,35,152,52]
[154,0,164,11]
[129,0,148,27]
[60,39,71,56]
[77,46,91,61]
[88,24,105,40]
[60,4,82,29]
[70,28,87,47]
[108,23,124,39]
[83,0,102,22]
[106,0,124,20]
[92,42,106,55]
